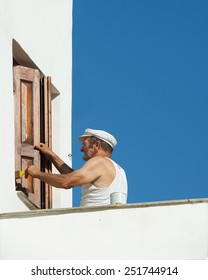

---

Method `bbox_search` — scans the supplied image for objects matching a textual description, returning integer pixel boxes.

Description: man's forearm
[36,171,73,189]
[48,152,74,174]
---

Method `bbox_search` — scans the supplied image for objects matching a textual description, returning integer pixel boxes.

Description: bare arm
[35,143,73,174]
[27,156,105,189]
[27,167,82,189]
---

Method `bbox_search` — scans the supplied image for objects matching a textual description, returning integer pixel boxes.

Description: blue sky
[72,0,208,207]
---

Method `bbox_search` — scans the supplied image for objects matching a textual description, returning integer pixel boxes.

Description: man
[27,128,128,207]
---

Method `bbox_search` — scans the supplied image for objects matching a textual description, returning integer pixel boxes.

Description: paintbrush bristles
[15,170,25,179]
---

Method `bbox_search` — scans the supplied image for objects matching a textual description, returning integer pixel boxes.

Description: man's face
[80,137,96,161]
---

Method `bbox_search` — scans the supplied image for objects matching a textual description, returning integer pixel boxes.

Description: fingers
[25,166,33,178]
[26,165,40,178]
[34,143,52,159]
[34,143,45,150]
[34,143,50,155]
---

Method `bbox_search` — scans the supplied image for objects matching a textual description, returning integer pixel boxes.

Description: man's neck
[96,150,111,158]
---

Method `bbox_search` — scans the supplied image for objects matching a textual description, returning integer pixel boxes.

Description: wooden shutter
[14,66,41,208]
[40,76,52,209]
[14,66,52,208]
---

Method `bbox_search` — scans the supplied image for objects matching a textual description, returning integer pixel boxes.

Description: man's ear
[95,140,101,149]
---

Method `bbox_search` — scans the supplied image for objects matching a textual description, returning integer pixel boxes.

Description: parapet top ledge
[0,198,208,220]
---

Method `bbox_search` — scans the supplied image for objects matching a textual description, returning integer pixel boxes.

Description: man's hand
[34,143,52,157]
[26,165,40,178]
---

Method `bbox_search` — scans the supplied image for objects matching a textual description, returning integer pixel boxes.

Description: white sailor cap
[78,128,117,148]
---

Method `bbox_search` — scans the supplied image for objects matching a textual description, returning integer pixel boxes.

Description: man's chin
[83,155,89,161]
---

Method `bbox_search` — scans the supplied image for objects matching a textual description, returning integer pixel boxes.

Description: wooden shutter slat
[44,76,52,209]
[40,76,52,209]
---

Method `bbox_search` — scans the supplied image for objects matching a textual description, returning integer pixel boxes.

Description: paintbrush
[15,170,25,179]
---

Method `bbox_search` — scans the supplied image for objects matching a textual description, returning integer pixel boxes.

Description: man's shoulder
[81,156,109,175]
[88,156,107,164]
[85,156,113,169]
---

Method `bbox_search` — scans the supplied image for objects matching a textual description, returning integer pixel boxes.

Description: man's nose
[80,146,84,152]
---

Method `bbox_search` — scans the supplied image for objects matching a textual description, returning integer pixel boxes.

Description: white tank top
[80,157,128,207]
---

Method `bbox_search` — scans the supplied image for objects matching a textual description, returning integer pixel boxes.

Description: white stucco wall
[0,0,72,212]
[0,199,207,260]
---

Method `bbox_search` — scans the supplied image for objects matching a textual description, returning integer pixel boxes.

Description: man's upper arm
[68,157,102,187]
